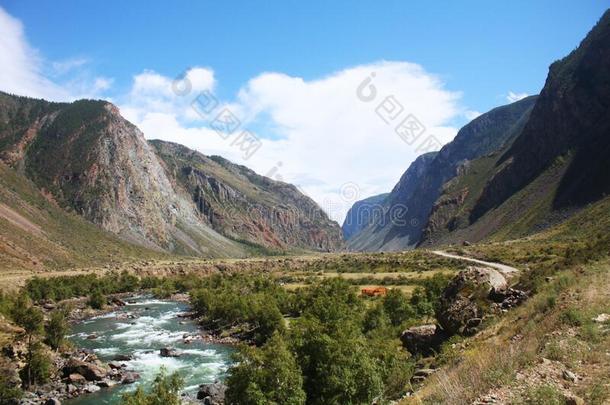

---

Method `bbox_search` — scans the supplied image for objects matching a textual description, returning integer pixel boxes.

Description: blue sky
[1,1,608,221]
[3,0,606,113]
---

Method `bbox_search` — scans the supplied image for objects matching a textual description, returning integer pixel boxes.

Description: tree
[45,309,69,350]
[250,298,285,345]
[291,319,383,405]
[11,295,45,388]
[363,303,391,334]
[121,367,183,405]
[383,289,415,326]
[19,343,51,387]
[226,333,305,405]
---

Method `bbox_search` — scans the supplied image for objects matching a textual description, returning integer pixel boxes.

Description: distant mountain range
[0,92,343,271]
[1,10,608,269]
[346,10,610,250]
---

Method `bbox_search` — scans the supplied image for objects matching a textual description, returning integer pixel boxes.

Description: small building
[361,286,388,297]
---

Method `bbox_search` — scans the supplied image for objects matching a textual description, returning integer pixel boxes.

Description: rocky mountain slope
[341,193,388,240]
[151,140,343,251]
[420,10,610,246]
[0,160,167,273]
[0,92,342,258]
[348,95,537,251]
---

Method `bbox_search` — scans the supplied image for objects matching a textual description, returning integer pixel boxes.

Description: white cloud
[125,62,462,222]
[0,6,111,101]
[120,67,215,124]
[1,6,466,223]
[506,91,528,102]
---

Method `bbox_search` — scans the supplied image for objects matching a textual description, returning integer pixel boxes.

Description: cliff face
[0,92,342,256]
[347,152,438,251]
[419,11,610,246]
[471,10,610,221]
[151,140,344,252]
[348,96,537,251]
[341,193,389,241]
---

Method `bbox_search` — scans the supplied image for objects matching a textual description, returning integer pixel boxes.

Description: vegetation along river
[65,295,234,404]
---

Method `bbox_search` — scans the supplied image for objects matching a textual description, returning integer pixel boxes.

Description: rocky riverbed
[10,295,234,404]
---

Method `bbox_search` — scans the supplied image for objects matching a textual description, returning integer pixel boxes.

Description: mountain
[151,140,343,251]
[348,96,537,251]
[0,92,343,258]
[0,160,168,273]
[341,193,388,240]
[420,10,610,246]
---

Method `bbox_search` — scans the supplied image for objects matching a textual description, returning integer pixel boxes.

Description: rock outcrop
[436,266,507,336]
[400,324,448,356]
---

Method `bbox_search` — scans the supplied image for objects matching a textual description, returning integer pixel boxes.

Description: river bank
[9,294,234,405]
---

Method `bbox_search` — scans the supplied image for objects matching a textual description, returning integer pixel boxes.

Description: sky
[1,1,608,223]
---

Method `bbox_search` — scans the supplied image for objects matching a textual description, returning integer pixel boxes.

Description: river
[66,295,234,404]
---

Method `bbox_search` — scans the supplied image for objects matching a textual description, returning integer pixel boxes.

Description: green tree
[11,295,45,388]
[363,303,391,334]
[226,333,305,405]
[19,343,51,387]
[121,367,183,405]
[291,317,382,405]
[383,288,415,326]
[45,309,69,350]
[250,298,285,345]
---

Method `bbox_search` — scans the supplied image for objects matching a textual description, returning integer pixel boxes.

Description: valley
[0,4,609,405]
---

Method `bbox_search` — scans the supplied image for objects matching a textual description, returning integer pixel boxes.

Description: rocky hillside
[151,140,343,251]
[348,96,537,251]
[341,193,388,240]
[0,160,167,273]
[420,10,610,246]
[0,92,343,257]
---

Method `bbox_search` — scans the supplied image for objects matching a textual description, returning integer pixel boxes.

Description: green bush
[87,290,106,309]
[523,384,564,405]
[19,343,52,387]
[226,333,305,405]
[383,289,414,326]
[560,308,585,326]
[121,367,183,405]
[45,309,69,350]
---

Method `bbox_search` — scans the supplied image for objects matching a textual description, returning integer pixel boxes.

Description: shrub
[121,367,183,405]
[87,290,106,309]
[45,310,69,350]
[560,308,585,326]
[0,365,21,403]
[523,384,564,405]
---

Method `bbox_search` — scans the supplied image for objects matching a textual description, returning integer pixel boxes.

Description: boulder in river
[160,347,181,357]
[436,266,507,336]
[122,372,140,384]
[112,354,133,361]
[62,359,108,381]
[197,382,227,404]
